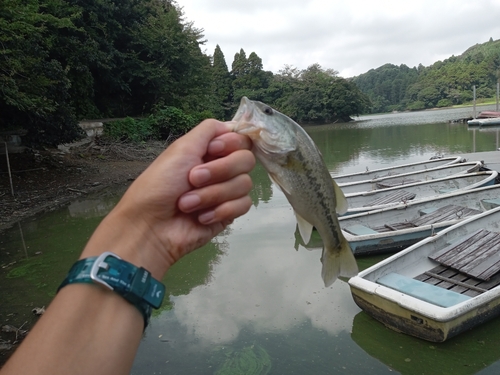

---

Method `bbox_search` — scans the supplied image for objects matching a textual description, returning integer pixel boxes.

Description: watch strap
[58,252,165,329]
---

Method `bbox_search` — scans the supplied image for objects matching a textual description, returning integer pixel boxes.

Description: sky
[178,0,500,78]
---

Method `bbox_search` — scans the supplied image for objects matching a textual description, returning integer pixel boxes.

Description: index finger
[206,132,253,158]
[174,119,234,159]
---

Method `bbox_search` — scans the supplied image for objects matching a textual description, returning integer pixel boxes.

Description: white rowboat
[331,156,465,185]
[343,171,498,215]
[348,205,500,342]
[339,161,484,195]
[340,184,500,255]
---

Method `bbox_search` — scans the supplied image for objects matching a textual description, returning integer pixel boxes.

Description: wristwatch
[58,252,165,329]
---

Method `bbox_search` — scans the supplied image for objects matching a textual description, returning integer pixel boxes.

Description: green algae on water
[213,343,271,375]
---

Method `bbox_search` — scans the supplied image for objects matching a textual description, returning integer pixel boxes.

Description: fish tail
[321,239,358,287]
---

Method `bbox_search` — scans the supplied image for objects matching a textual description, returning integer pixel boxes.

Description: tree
[273,64,370,124]
[211,45,233,119]
[0,0,83,145]
[230,49,272,104]
[0,0,216,145]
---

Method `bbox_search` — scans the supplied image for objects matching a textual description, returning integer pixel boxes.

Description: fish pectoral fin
[333,180,348,215]
[295,211,314,245]
[268,172,291,195]
[321,239,358,287]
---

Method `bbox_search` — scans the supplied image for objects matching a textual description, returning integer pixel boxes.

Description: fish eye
[264,107,273,115]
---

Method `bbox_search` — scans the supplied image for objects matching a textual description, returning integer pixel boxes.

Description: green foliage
[231,49,272,110]
[407,100,425,111]
[352,63,419,113]
[10,0,495,144]
[104,117,153,142]
[0,0,85,145]
[270,64,370,124]
[104,107,200,142]
[355,39,500,113]
[0,0,214,145]
[149,106,198,139]
[211,45,233,120]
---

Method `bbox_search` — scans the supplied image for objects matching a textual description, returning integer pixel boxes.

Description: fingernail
[208,139,225,154]
[191,168,211,186]
[178,193,201,211]
[199,210,215,224]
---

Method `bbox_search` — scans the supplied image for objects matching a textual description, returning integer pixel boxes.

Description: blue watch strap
[58,252,165,329]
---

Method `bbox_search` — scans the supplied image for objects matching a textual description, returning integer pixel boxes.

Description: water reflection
[67,198,117,218]
[351,311,500,375]
[3,107,500,374]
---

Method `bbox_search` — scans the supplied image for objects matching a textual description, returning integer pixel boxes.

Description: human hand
[81,119,255,279]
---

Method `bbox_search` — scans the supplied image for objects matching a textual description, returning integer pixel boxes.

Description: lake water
[2,105,500,374]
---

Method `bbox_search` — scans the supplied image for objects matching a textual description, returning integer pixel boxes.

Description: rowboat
[339,161,484,195]
[344,170,498,215]
[331,156,464,185]
[467,111,500,126]
[467,117,500,127]
[348,205,500,342]
[340,184,500,255]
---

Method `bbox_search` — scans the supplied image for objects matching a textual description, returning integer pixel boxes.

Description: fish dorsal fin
[268,172,292,195]
[333,180,348,215]
[295,211,313,244]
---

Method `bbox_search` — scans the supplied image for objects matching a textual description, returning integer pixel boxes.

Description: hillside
[353,38,500,113]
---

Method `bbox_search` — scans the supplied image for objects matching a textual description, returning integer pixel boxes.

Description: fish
[231,97,358,287]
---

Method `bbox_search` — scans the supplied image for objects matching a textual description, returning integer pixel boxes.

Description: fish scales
[231,97,358,286]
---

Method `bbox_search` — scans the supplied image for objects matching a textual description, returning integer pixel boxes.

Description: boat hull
[341,184,500,255]
[348,206,500,342]
[350,282,500,342]
[344,171,498,215]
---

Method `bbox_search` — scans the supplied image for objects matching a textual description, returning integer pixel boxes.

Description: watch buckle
[90,252,122,290]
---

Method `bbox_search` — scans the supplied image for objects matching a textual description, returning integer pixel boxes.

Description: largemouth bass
[231,97,358,287]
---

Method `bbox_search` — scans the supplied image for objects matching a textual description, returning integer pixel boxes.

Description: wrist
[58,252,166,328]
[81,207,174,281]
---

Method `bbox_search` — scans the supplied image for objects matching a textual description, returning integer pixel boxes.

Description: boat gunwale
[348,206,500,324]
[341,181,500,231]
[344,171,498,215]
[331,156,464,184]
[337,160,482,190]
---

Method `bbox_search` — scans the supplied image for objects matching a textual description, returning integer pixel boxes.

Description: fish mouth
[232,97,261,136]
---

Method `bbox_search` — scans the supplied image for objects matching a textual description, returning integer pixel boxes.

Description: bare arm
[0,119,255,375]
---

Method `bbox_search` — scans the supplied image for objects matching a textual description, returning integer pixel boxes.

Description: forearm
[0,120,255,374]
[2,284,143,375]
[1,208,166,375]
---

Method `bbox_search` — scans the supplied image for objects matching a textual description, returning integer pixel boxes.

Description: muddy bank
[0,139,167,233]
[0,139,166,365]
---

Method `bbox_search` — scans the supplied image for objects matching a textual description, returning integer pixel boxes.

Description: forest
[2,0,499,146]
[0,0,368,146]
[353,38,500,113]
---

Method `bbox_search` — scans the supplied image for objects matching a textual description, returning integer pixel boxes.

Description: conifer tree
[212,45,233,119]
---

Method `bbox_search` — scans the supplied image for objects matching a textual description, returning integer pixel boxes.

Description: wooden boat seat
[414,264,500,297]
[376,178,421,189]
[410,204,481,227]
[429,229,500,280]
[370,222,416,233]
[377,272,471,307]
[363,190,416,207]
[368,205,481,234]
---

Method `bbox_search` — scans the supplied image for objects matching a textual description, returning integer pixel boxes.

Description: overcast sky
[179,0,500,78]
